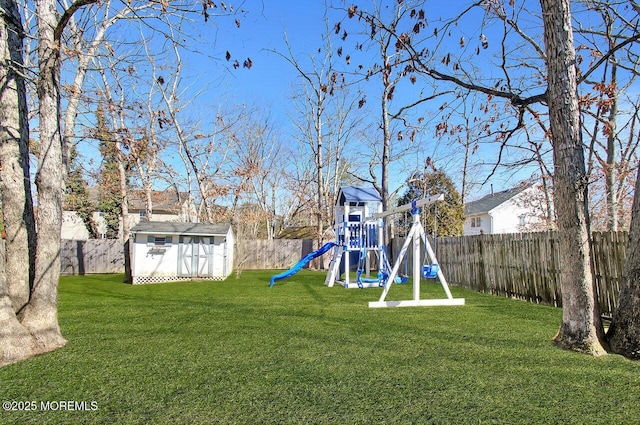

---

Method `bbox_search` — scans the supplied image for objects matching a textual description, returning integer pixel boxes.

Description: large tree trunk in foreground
[18,0,67,350]
[0,0,66,367]
[0,0,36,314]
[0,0,39,366]
[607,166,640,359]
[541,0,607,355]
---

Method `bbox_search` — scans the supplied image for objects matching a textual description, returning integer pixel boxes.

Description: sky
[73,0,547,202]
[174,0,541,196]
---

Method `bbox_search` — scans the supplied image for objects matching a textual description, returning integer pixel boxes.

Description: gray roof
[338,186,382,205]
[131,221,231,236]
[127,190,189,212]
[464,185,531,215]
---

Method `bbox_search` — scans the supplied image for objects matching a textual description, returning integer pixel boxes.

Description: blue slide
[269,242,336,287]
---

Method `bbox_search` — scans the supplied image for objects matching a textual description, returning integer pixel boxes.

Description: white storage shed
[130,221,234,284]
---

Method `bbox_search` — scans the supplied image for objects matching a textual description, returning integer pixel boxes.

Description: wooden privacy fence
[234,239,321,271]
[60,239,125,275]
[33,232,628,315]
[56,238,318,275]
[425,231,627,316]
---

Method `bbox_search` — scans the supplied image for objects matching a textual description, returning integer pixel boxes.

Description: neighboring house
[463,184,553,235]
[126,189,197,227]
[130,221,234,284]
[61,210,92,240]
[62,189,198,240]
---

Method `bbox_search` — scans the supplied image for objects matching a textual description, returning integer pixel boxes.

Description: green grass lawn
[1,271,639,424]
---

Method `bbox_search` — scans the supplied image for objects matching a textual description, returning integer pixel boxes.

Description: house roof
[277,226,318,239]
[131,221,231,236]
[127,190,190,212]
[464,184,531,215]
[338,186,382,205]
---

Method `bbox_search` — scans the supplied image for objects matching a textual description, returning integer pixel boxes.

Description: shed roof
[464,184,531,215]
[131,221,232,236]
[338,186,382,205]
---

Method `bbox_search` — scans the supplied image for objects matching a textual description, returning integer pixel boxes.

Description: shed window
[147,236,172,246]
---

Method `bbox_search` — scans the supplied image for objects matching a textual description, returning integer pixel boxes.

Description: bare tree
[607,165,640,359]
[0,0,36,315]
[0,0,107,367]
[275,21,363,245]
[92,62,135,282]
[60,0,155,172]
[224,111,285,239]
[338,1,453,212]
[0,0,246,366]
[576,0,640,231]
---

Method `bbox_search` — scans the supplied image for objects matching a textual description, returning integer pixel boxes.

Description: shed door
[178,236,193,277]
[179,236,215,277]
[211,236,226,277]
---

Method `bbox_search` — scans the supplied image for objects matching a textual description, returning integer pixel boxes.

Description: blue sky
[73,0,545,201]
[174,0,542,196]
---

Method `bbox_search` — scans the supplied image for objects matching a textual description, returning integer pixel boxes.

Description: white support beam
[368,202,465,309]
[368,194,444,220]
[369,298,465,308]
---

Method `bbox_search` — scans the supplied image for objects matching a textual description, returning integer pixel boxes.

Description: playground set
[269,186,464,308]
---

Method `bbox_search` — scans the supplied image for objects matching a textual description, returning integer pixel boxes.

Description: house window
[140,210,147,219]
[471,217,481,228]
[519,215,526,226]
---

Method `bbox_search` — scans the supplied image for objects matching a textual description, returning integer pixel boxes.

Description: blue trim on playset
[355,245,408,288]
[269,242,337,287]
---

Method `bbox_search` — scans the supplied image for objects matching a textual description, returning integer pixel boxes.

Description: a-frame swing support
[368,196,465,308]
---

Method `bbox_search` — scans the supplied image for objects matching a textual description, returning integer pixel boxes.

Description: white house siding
[463,185,551,235]
[61,211,91,240]
[463,213,492,235]
[490,198,530,234]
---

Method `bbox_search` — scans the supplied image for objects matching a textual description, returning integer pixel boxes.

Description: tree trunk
[607,165,640,359]
[19,0,67,350]
[118,149,132,283]
[0,0,48,367]
[316,97,326,251]
[605,69,618,231]
[0,0,36,313]
[540,0,606,355]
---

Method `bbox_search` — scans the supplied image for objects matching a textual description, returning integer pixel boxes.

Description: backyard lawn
[1,270,639,424]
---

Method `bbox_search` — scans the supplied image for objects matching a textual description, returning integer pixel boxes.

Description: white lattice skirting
[132,275,227,284]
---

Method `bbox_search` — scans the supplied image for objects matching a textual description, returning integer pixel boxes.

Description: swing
[356,248,384,289]
[397,248,410,284]
[422,263,439,279]
[356,246,405,288]
[421,203,439,279]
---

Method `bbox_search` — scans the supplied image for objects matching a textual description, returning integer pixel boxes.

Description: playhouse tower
[325,186,384,288]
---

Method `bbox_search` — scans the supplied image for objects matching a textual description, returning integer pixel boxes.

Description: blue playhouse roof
[338,186,382,205]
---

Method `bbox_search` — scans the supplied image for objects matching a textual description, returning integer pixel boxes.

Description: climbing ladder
[324,245,344,287]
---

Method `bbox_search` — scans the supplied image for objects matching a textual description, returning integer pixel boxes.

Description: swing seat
[422,264,439,279]
[395,275,409,284]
